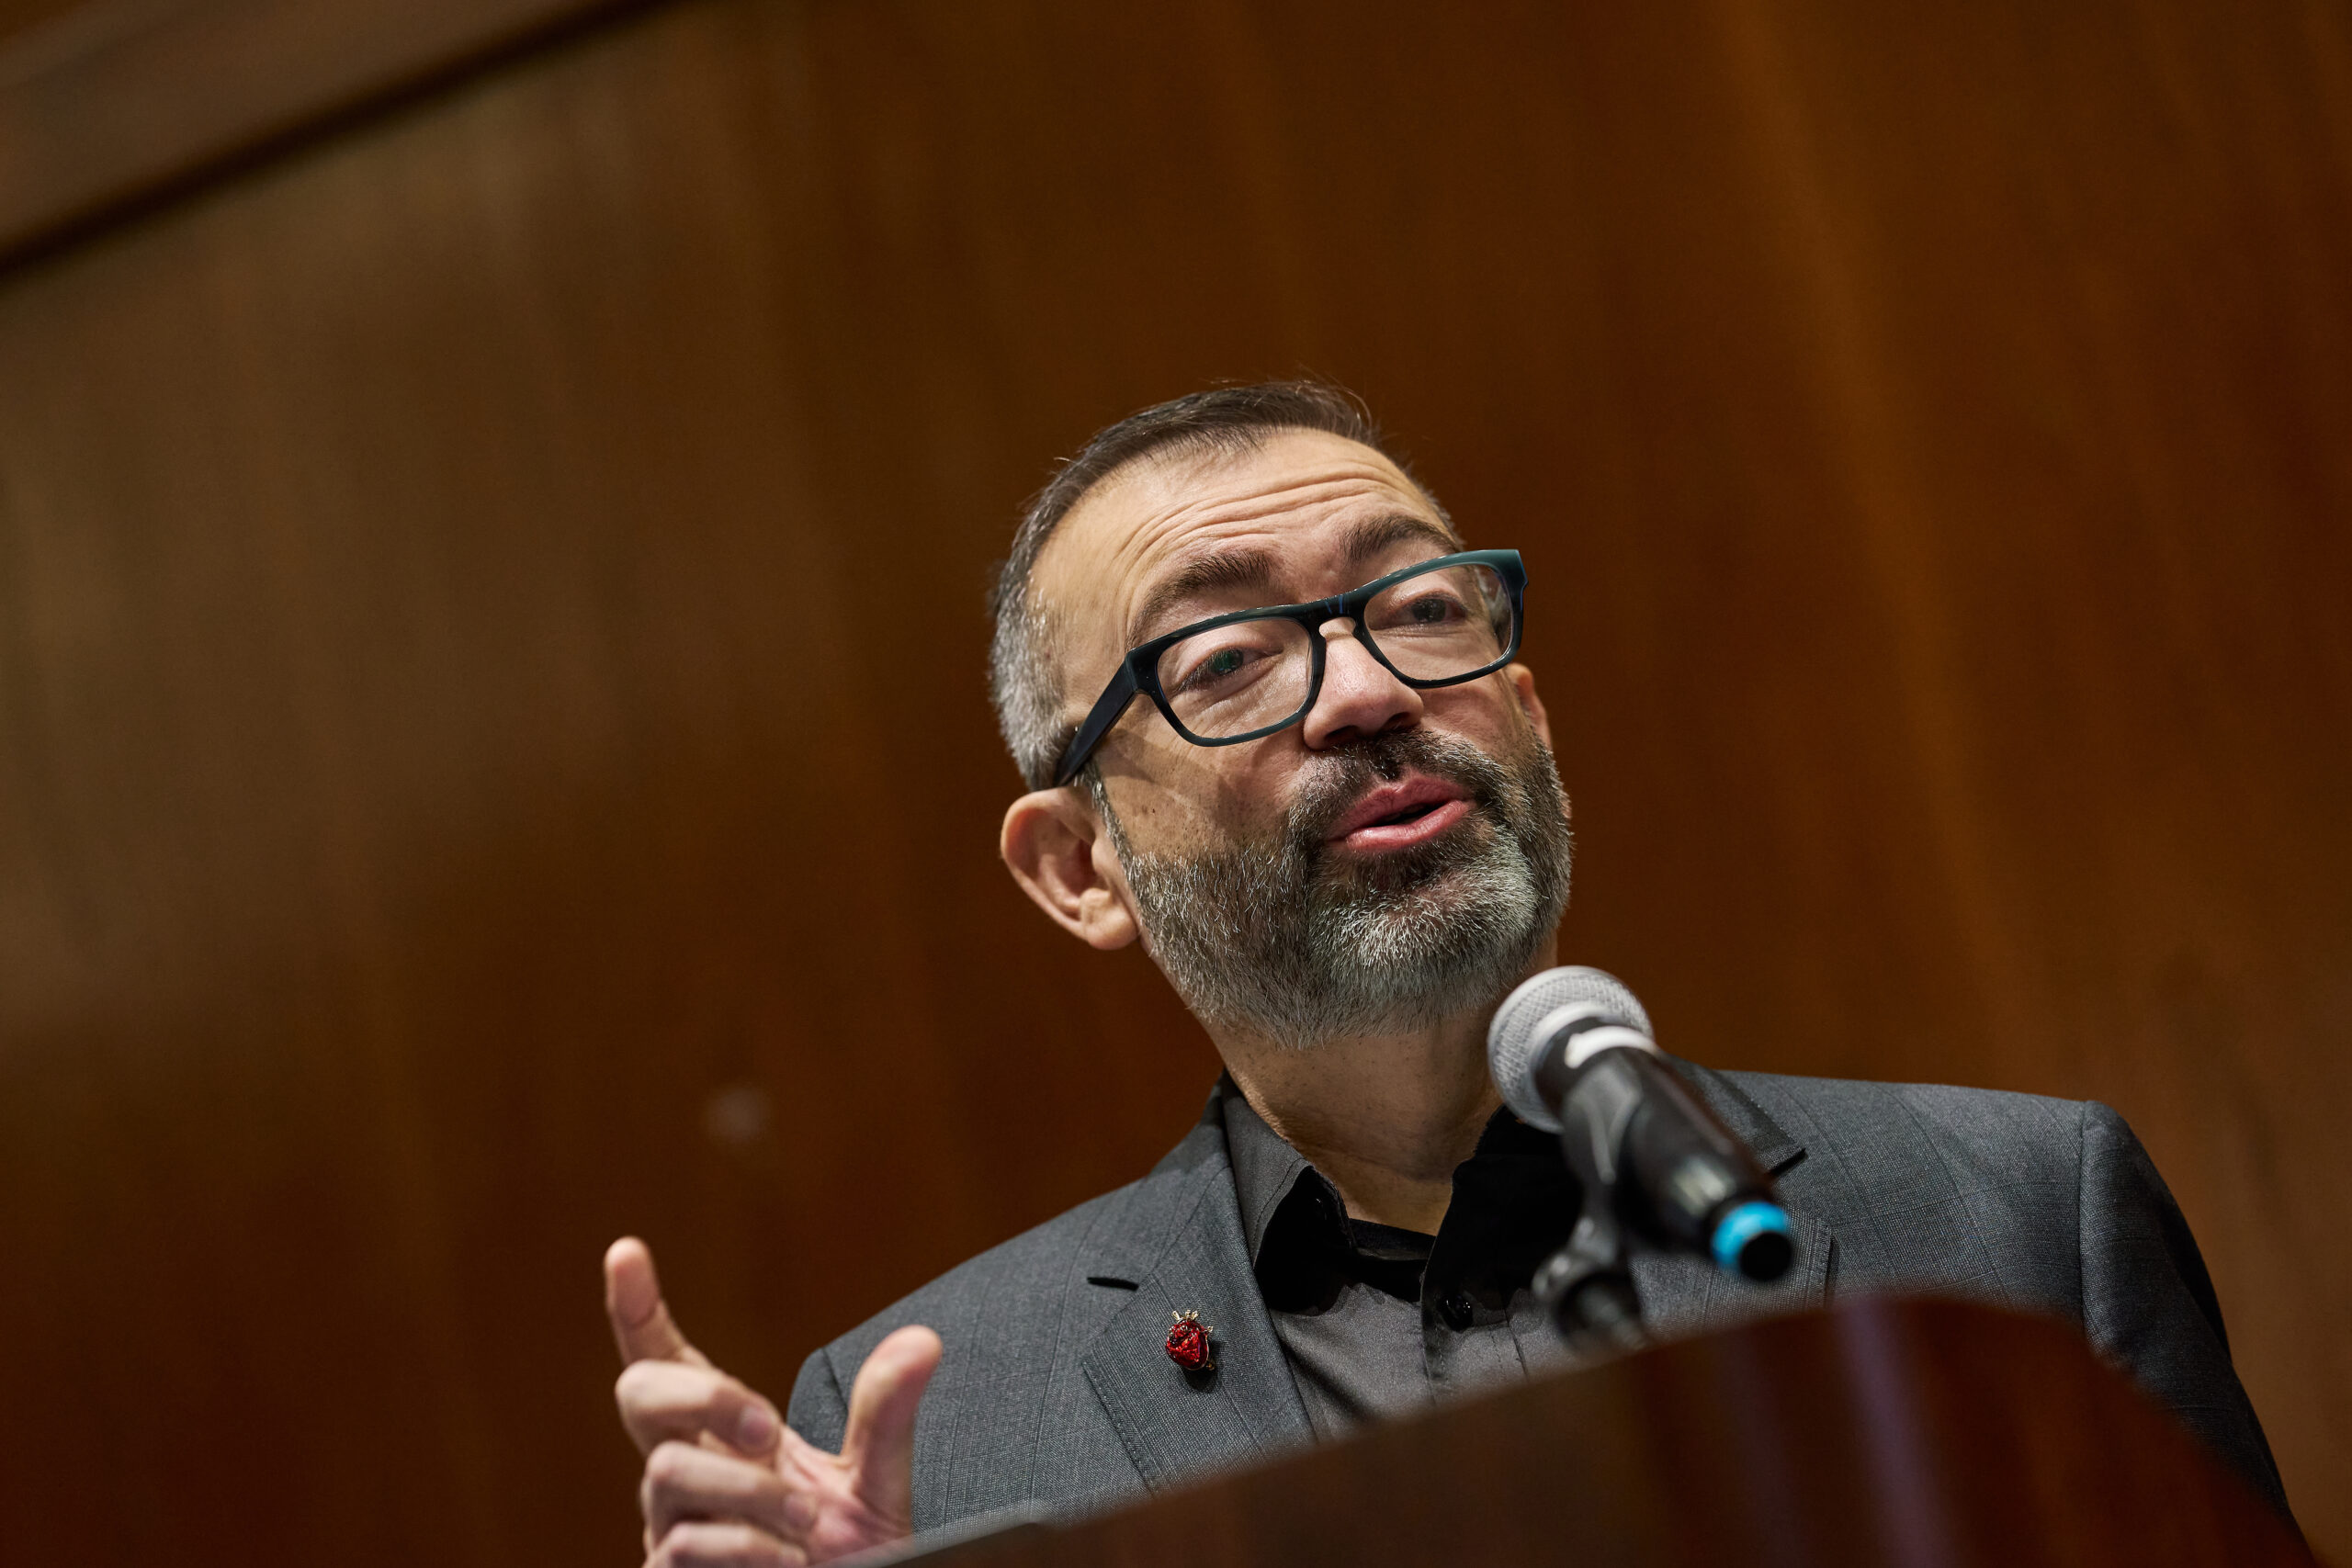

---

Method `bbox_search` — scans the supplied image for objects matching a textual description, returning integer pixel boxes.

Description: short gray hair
[987,380,1443,790]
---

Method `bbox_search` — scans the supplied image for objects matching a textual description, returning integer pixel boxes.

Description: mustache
[1280,728,1511,854]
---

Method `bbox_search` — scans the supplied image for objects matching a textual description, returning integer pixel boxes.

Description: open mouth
[1327,775,1476,853]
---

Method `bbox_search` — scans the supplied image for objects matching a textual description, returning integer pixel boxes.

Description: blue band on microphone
[1711,1200,1792,1274]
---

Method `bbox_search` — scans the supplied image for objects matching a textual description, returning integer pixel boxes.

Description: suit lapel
[1076,1115,1313,1493]
[1630,1207,1835,1337]
[1634,1058,1837,1336]
[1668,1055,1804,1174]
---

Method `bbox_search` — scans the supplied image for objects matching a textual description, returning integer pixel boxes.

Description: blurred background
[1,0,2346,1562]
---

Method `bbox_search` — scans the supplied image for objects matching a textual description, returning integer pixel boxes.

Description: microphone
[1488,966,1794,1344]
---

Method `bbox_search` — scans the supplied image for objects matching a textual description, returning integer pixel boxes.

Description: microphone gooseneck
[1487,966,1796,1346]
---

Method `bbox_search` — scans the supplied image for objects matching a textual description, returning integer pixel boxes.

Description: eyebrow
[1125,513,1464,647]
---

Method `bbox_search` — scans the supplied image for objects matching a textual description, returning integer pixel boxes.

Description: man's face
[1028,428,1572,1045]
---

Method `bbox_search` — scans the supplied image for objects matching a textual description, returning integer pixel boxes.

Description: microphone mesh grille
[1486,966,1654,1132]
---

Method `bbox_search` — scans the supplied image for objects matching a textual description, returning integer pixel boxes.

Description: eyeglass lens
[1150,562,1516,740]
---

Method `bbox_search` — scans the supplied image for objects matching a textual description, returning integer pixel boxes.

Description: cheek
[1120,743,1293,853]
[1424,680,1530,750]
[1103,734,1227,843]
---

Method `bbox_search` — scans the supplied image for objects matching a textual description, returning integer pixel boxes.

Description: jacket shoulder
[1713,1066,2288,1517]
[1719,1066,2087,1155]
[786,1182,1128,1445]
[1706,1066,2090,1314]
[786,1116,1225,1450]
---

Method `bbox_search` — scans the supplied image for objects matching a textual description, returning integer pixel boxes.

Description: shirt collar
[1216,1072,1579,1280]
[1217,1074,1314,1268]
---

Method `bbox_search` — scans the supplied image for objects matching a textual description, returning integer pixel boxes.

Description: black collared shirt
[1220,1079,1583,1437]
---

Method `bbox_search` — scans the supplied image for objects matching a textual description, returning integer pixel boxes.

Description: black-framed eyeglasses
[1053,548,1527,787]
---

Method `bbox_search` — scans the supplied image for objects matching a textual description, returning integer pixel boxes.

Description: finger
[606,1237,710,1367]
[616,1359,784,1458]
[840,1325,943,1528]
[642,1441,814,1543]
[649,1519,806,1568]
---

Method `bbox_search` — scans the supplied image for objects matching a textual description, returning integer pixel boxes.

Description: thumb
[604,1236,709,1367]
[841,1325,944,1527]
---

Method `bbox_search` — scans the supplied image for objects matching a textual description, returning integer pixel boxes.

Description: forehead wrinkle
[1089,479,1384,636]
[1127,545,1283,646]
[1337,512,1464,566]
[1097,467,1444,622]
[1037,434,1445,706]
[1125,512,1465,647]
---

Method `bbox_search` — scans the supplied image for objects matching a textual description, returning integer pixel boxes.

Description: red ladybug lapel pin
[1165,1309,1215,1372]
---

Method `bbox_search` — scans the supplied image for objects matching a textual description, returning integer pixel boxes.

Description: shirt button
[1440,1292,1476,1330]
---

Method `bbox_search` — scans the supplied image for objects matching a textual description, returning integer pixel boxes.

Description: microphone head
[1487,966,1655,1133]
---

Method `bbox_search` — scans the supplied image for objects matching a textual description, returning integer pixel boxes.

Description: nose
[1300,619,1422,749]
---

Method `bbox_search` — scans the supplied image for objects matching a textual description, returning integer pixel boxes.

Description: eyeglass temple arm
[1052,660,1141,788]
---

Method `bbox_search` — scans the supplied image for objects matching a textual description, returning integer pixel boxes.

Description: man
[605,383,2291,1565]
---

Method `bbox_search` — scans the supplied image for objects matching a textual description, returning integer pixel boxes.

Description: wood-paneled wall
[2,2,2345,1562]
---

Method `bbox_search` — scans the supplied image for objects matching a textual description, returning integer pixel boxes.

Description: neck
[1214,946,1551,1235]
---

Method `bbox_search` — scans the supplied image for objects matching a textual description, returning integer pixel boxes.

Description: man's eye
[1168,637,1273,698]
[1182,647,1255,690]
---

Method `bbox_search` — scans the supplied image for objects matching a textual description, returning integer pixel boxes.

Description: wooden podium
[896,1298,2306,1567]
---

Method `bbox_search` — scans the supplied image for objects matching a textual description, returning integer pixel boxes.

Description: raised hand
[606,1237,943,1566]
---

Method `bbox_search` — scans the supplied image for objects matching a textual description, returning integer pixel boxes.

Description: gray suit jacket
[788,1065,2292,1529]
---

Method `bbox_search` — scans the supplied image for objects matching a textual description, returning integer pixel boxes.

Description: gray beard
[1100,728,1574,1050]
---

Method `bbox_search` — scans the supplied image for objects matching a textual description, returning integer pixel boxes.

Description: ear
[1504,662,1555,751]
[1001,786,1141,951]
